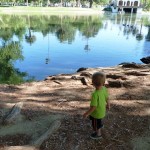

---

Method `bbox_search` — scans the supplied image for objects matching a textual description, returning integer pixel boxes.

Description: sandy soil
[0,64,150,150]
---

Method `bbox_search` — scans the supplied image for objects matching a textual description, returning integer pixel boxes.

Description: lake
[0,13,150,84]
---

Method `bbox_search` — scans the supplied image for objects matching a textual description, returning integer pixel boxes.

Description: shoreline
[0,62,150,85]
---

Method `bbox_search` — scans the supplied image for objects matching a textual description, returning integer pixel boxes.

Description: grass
[0,6,101,15]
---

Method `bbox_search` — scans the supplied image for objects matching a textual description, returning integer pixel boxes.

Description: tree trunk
[31,120,61,147]
[3,102,23,124]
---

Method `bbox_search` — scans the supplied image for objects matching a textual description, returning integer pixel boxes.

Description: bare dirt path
[0,64,150,150]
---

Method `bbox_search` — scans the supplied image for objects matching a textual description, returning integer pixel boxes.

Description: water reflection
[146,27,150,41]
[0,14,150,83]
[0,42,33,84]
[84,38,90,52]
[104,13,148,41]
[45,33,50,64]
[25,28,36,45]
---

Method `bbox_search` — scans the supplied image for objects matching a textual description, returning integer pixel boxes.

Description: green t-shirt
[90,86,108,119]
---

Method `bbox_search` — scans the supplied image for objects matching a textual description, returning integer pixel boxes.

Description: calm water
[0,13,150,84]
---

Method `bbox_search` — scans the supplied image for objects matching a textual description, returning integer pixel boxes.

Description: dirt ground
[0,64,150,150]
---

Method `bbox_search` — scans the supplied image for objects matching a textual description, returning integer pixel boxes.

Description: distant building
[110,0,142,13]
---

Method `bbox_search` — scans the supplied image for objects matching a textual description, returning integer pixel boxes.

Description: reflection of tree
[146,27,150,41]
[0,42,30,84]
[136,22,143,41]
[75,16,103,51]
[0,15,104,45]
[78,16,103,38]
[45,33,50,64]
[25,27,36,45]
[55,15,75,44]
[0,28,14,44]
[84,38,90,52]
[25,15,36,45]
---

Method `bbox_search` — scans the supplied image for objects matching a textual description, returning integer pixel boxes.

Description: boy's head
[92,72,106,87]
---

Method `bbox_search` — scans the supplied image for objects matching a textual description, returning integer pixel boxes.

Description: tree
[0,42,28,84]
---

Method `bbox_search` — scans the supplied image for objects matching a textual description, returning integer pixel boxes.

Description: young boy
[83,72,110,139]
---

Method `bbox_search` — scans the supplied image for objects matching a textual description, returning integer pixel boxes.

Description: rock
[120,63,142,68]
[47,76,71,81]
[119,62,134,65]
[76,67,87,72]
[125,71,148,76]
[106,74,123,79]
[108,80,122,88]
[122,81,135,88]
[80,72,92,78]
[80,77,90,85]
[140,56,150,64]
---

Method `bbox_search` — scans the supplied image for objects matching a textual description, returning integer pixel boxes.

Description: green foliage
[145,3,150,11]
[94,0,108,5]
[0,42,27,84]
[142,0,150,11]
[0,41,35,84]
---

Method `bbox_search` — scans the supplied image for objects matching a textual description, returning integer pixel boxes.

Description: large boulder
[140,56,150,64]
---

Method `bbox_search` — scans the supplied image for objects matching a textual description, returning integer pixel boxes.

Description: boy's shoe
[90,133,102,140]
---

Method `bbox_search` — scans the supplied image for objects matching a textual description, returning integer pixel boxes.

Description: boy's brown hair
[92,72,106,87]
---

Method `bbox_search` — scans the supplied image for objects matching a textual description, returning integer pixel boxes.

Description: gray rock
[77,67,87,72]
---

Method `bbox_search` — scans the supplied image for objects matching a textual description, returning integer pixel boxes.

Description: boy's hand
[83,112,88,118]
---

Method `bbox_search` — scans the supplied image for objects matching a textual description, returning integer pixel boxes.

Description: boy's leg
[90,117,103,139]
[97,128,102,136]
[90,116,96,132]
[96,119,103,136]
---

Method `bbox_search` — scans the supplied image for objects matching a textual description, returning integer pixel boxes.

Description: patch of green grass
[0,6,100,15]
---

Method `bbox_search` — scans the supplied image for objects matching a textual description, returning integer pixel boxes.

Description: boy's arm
[105,87,110,110]
[106,97,110,110]
[83,106,96,118]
